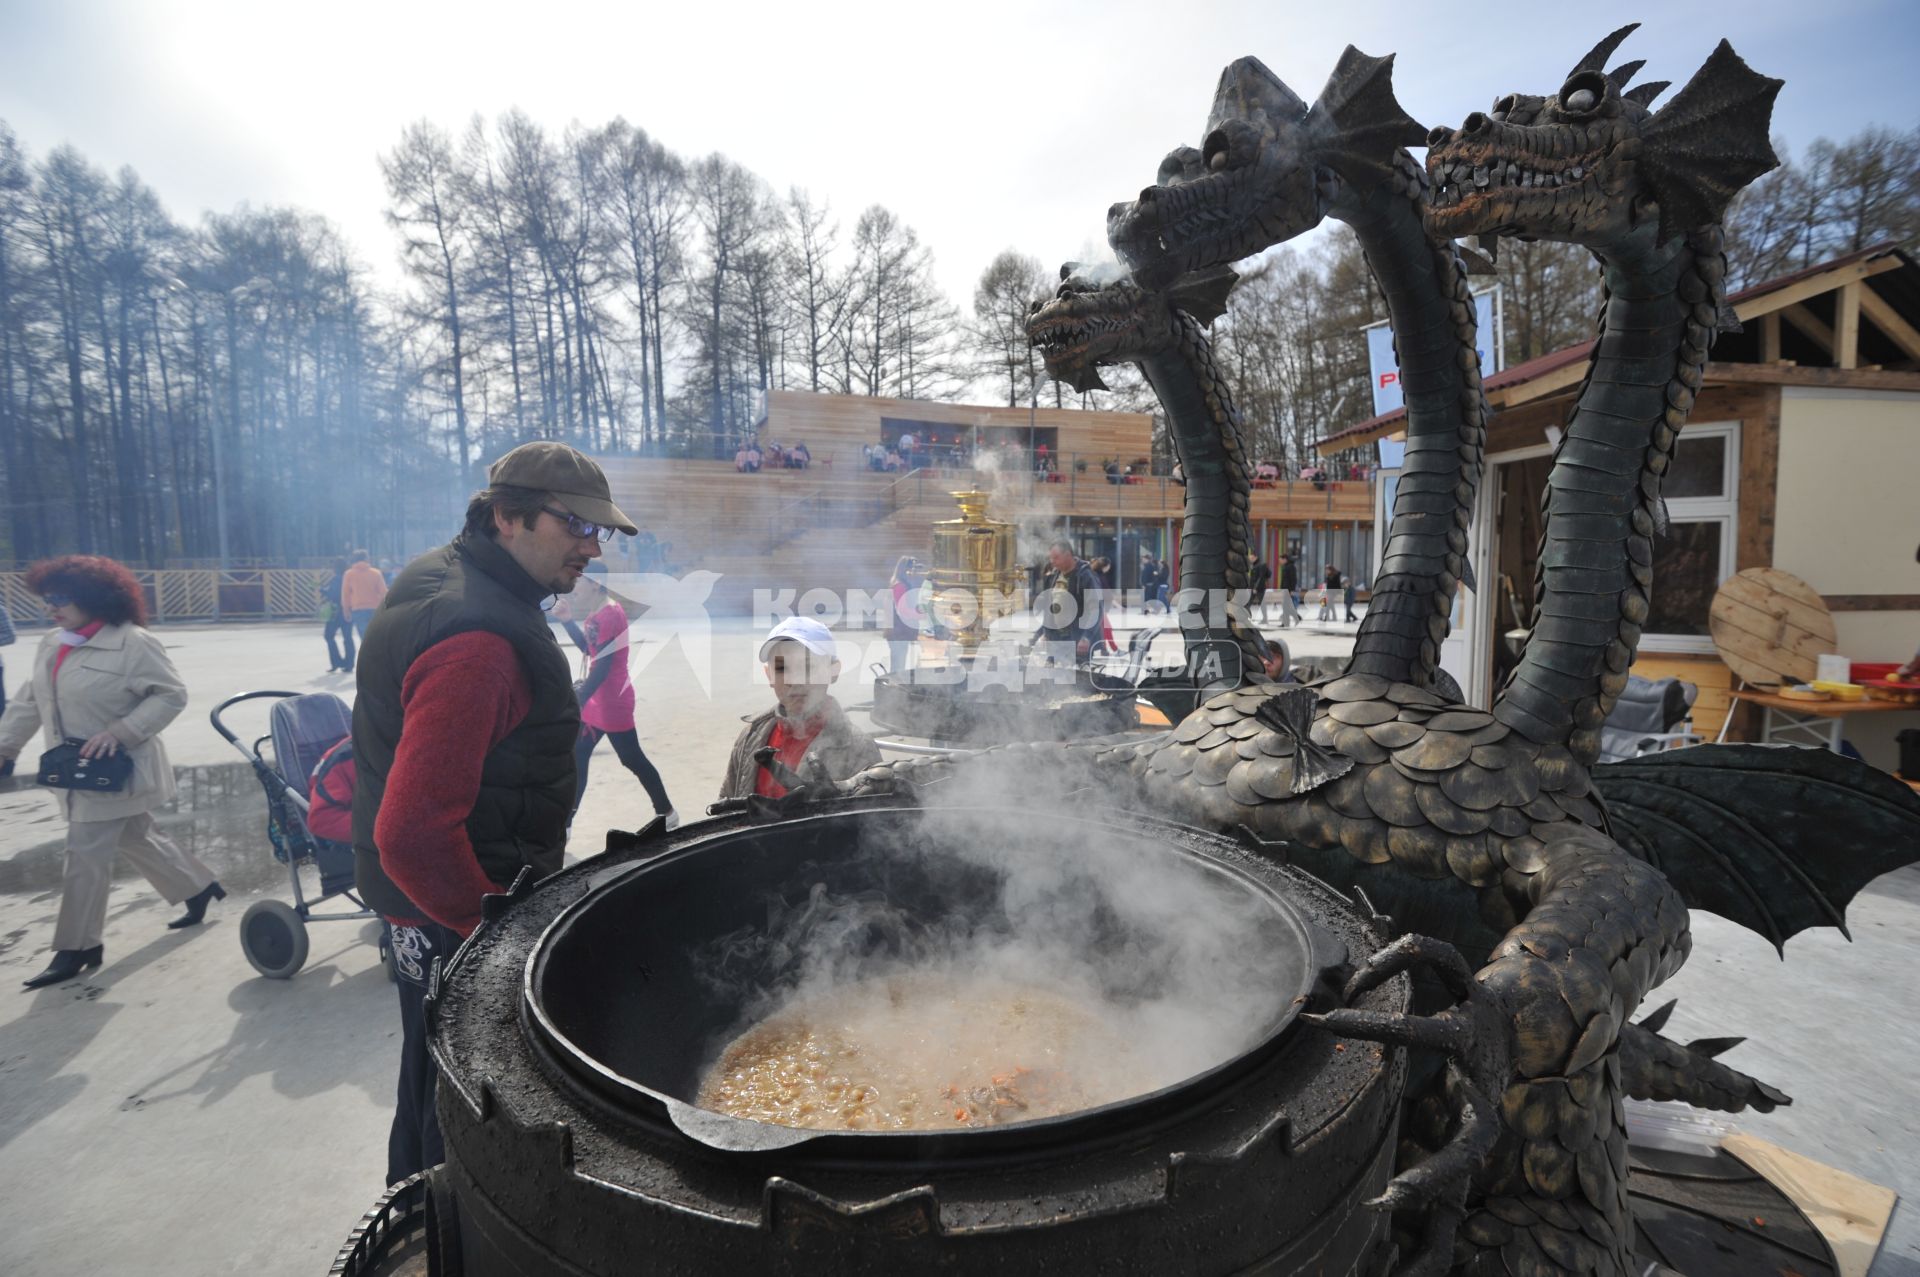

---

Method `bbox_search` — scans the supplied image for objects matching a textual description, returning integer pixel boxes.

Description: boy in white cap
[718,617,881,800]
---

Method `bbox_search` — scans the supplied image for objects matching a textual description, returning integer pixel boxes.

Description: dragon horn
[1568,22,1640,77]
[1606,59,1646,90]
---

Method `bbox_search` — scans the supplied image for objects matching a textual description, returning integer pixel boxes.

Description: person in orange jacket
[341,550,390,637]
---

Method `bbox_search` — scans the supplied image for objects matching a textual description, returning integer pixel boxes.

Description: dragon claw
[1302,1006,1471,1056]
[1310,935,1515,1277]
[1341,933,1478,1003]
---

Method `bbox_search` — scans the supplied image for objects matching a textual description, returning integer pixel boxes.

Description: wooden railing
[882,461,1375,521]
[0,567,330,628]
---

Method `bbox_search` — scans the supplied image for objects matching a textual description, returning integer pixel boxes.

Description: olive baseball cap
[488,442,638,535]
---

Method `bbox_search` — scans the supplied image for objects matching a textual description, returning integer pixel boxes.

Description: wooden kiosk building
[1319,244,1920,766]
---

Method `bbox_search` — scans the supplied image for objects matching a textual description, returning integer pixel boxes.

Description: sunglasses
[43,592,74,607]
[541,506,616,543]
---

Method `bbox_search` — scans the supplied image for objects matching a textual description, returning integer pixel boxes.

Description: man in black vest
[352,441,637,1187]
[1031,540,1102,666]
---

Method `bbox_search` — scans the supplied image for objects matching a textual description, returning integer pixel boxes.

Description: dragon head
[1426,24,1781,251]
[1025,263,1239,393]
[1107,47,1426,289]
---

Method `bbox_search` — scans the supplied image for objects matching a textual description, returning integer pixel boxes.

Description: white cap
[759,616,838,661]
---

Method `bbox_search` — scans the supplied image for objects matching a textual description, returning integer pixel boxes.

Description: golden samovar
[926,489,1022,660]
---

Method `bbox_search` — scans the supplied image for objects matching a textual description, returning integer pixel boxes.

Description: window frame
[1642,420,1740,654]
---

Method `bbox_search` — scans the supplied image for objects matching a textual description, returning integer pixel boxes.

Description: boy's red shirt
[754,712,825,799]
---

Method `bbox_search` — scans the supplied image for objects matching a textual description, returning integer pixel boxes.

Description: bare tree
[682,154,771,443]
[971,249,1050,406]
[459,116,530,445]
[382,121,476,472]
[1818,126,1920,256]
[779,188,847,393]
[603,119,687,444]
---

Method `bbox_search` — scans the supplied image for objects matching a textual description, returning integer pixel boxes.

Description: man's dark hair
[463,485,547,540]
[351,549,369,563]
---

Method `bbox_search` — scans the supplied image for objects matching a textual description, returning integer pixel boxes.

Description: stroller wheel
[240,899,310,979]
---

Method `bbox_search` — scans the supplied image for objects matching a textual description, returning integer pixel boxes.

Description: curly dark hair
[462,485,548,540]
[25,555,149,626]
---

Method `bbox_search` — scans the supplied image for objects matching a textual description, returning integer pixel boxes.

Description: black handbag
[37,737,135,791]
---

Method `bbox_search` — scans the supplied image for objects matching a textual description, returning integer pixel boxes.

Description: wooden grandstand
[596,390,1376,613]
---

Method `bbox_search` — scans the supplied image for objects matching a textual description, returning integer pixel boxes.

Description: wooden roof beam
[1858,283,1920,363]
[1731,252,1901,322]
[1836,281,1861,370]
[1486,360,1588,408]
[1780,303,1835,356]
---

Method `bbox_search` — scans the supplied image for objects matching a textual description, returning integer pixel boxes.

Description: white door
[1458,443,1555,709]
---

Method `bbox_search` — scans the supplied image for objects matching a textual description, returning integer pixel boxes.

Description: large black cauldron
[868,667,1141,744]
[419,801,1408,1275]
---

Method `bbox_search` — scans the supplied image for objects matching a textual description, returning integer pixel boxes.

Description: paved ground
[0,612,1912,1275]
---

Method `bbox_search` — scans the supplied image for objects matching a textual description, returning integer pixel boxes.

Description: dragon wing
[1593,744,1920,951]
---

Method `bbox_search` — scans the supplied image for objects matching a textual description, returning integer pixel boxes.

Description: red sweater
[754,715,824,799]
[373,631,533,936]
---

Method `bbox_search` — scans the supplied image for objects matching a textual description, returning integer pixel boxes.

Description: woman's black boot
[168,881,228,929]
[22,945,104,989]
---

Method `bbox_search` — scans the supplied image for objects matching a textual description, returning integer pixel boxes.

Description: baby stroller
[210,690,387,979]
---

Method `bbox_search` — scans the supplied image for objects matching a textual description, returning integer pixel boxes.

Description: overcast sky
[3,0,1916,309]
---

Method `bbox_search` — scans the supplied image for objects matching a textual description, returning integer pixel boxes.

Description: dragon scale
[1490,226,1723,766]
[1343,151,1488,690]
[1140,312,1265,678]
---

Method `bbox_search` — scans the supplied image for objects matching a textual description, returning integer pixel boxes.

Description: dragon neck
[1339,152,1488,688]
[1491,221,1727,766]
[1136,311,1263,677]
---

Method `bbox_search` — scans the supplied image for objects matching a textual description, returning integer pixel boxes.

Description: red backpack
[307,738,356,843]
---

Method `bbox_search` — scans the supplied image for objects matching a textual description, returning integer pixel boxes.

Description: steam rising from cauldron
[692,787,1297,1121]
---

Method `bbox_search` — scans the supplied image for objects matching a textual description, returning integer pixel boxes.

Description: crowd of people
[733,437,812,472]
[1242,554,1362,626]
[727,435,1376,491]
[1252,458,1370,489]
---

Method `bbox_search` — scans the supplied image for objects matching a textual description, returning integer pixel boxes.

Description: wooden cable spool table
[1709,568,1918,751]
[1708,567,1837,689]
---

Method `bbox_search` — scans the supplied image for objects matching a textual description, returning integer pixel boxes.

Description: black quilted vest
[350,533,579,921]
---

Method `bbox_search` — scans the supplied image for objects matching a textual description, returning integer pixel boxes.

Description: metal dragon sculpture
[823,30,1920,1277]
[1025,263,1271,686]
[1108,47,1486,697]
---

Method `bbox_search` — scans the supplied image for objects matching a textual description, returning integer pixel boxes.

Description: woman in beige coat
[0,556,224,989]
